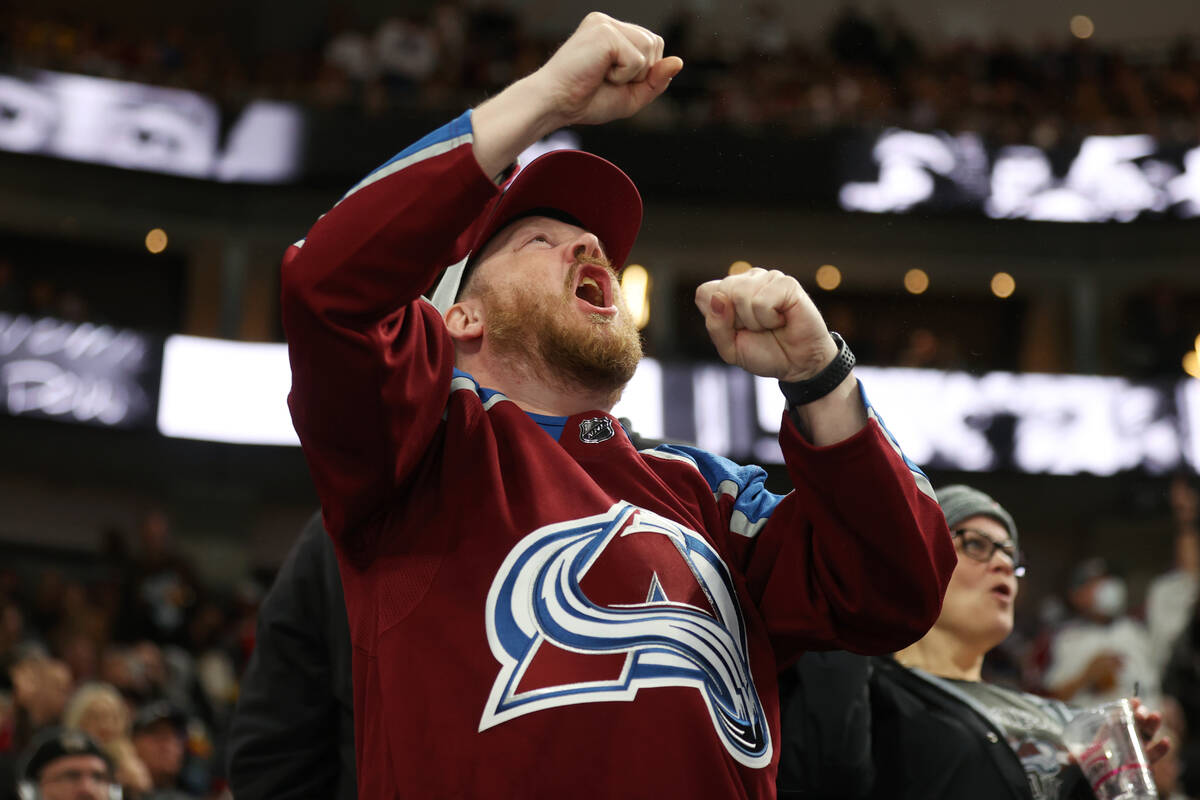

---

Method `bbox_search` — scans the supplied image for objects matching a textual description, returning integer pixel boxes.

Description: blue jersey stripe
[450,368,567,441]
[337,111,475,205]
[856,381,936,501]
[650,445,785,537]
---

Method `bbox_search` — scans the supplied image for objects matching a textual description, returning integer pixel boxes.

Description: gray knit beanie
[935,484,1018,554]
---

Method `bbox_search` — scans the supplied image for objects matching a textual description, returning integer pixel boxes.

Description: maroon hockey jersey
[281,111,956,799]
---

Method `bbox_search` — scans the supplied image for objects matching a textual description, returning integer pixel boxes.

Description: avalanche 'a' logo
[480,501,771,768]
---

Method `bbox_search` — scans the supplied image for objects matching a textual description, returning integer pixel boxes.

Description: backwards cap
[429,149,643,314]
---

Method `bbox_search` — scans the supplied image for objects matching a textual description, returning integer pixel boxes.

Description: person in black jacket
[778,484,1171,800]
[226,512,355,800]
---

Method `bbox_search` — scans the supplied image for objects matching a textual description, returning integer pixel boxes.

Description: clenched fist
[535,12,683,128]
[695,268,840,383]
[471,13,683,178]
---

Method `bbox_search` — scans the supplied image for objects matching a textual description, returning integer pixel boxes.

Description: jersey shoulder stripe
[447,368,566,439]
[336,111,475,206]
[644,445,785,539]
[856,381,936,501]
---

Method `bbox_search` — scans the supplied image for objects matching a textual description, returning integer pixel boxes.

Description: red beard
[480,259,643,406]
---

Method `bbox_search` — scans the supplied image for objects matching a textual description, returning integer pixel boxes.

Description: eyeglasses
[952,528,1026,578]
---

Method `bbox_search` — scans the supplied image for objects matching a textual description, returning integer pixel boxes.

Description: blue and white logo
[480,502,771,768]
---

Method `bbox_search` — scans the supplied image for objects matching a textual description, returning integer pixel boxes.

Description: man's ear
[444,298,485,342]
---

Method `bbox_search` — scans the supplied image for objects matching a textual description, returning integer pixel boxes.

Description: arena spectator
[61,681,152,796]
[227,512,354,800]
[374,14,439,100]
[14,728,118,800]
[0,653,72,799]
[131,701,193,799]
[319,19,376,110]
[119,511,200,647]
[1148,475,1200,674]
[777,484,1169,800]
[8,652,72,749]
[1044,557,1160,707]
[4,6,1198,137]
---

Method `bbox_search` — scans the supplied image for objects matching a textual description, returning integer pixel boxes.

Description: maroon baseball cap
[429,149,643,313]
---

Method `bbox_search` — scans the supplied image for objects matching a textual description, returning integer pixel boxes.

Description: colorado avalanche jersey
[281,111,956,799]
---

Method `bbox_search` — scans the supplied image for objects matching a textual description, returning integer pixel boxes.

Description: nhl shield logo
[579,417,615,444]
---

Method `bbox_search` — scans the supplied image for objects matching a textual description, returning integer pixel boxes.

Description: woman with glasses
[777,484,1170,800]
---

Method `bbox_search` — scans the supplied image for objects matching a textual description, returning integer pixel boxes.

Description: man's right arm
[280,113,500,543]
[281,13,680,544]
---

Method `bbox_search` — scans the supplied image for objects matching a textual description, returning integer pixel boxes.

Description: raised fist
[695,267,840,383]
[532,12,683,128]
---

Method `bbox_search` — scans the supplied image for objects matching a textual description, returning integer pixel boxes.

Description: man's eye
[529,235,551,245]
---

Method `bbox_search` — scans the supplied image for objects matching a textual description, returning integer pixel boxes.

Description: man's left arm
[695,269,957,659]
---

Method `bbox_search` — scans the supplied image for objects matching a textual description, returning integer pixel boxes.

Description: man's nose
[570,232,606,263]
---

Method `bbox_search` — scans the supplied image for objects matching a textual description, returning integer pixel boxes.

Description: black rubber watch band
[778,332,856,406]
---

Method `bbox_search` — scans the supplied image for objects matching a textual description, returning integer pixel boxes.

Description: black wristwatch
[778,332,856,406]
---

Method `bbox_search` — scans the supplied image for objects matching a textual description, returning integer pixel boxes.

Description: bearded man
[279,12,955,799]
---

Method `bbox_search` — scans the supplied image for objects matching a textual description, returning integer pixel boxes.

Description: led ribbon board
[0,314,158,428]
[154,333,1200,475]
[0,70,303,183]
[839,129,1200,221]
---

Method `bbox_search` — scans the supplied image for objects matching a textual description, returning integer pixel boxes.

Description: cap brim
[429,149,642,314]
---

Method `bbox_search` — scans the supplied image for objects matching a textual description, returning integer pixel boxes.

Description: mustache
[564,253,618,293]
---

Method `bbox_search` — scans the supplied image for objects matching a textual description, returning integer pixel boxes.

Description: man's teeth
[577,276,604,305]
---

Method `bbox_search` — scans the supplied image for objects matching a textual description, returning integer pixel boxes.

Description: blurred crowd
[2,3,1198,142]
[2,476,1200,796]
[985,474,1200,797]
[0,511,259,799]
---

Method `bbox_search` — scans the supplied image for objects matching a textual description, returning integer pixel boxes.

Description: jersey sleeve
[280,112,500,547]
[656,381,956,662]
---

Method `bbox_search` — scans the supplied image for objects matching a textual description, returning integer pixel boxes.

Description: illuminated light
[991,272,1016,299]
[1070,14,1094,39]
[1185,350,1200,379]
[815,264,842,291]
[904,268,930,295]
[145,228,168,254]
[620,264,651,330]
[728,260,752,275]
[1195,333,1200,353]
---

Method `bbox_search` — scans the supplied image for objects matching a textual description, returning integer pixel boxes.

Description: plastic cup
[1061,698,1157,800]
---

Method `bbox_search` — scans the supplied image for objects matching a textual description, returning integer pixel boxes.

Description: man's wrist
[779,333,856,406]
[471,74,567,179]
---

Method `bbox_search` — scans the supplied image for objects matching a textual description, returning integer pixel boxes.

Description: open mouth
[990,583,1013,599]
[573,265,614,310]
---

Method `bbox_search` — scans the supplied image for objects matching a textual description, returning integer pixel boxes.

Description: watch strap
[778,332,856,406]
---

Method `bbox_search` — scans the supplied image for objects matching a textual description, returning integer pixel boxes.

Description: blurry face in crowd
[78,692,128,744]
[11,658,73,726]
[38,754,113,800]
[931,515,1019,653]
[461,215,642,405]
[1070,573,1127,621]
[133,721,184,786]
